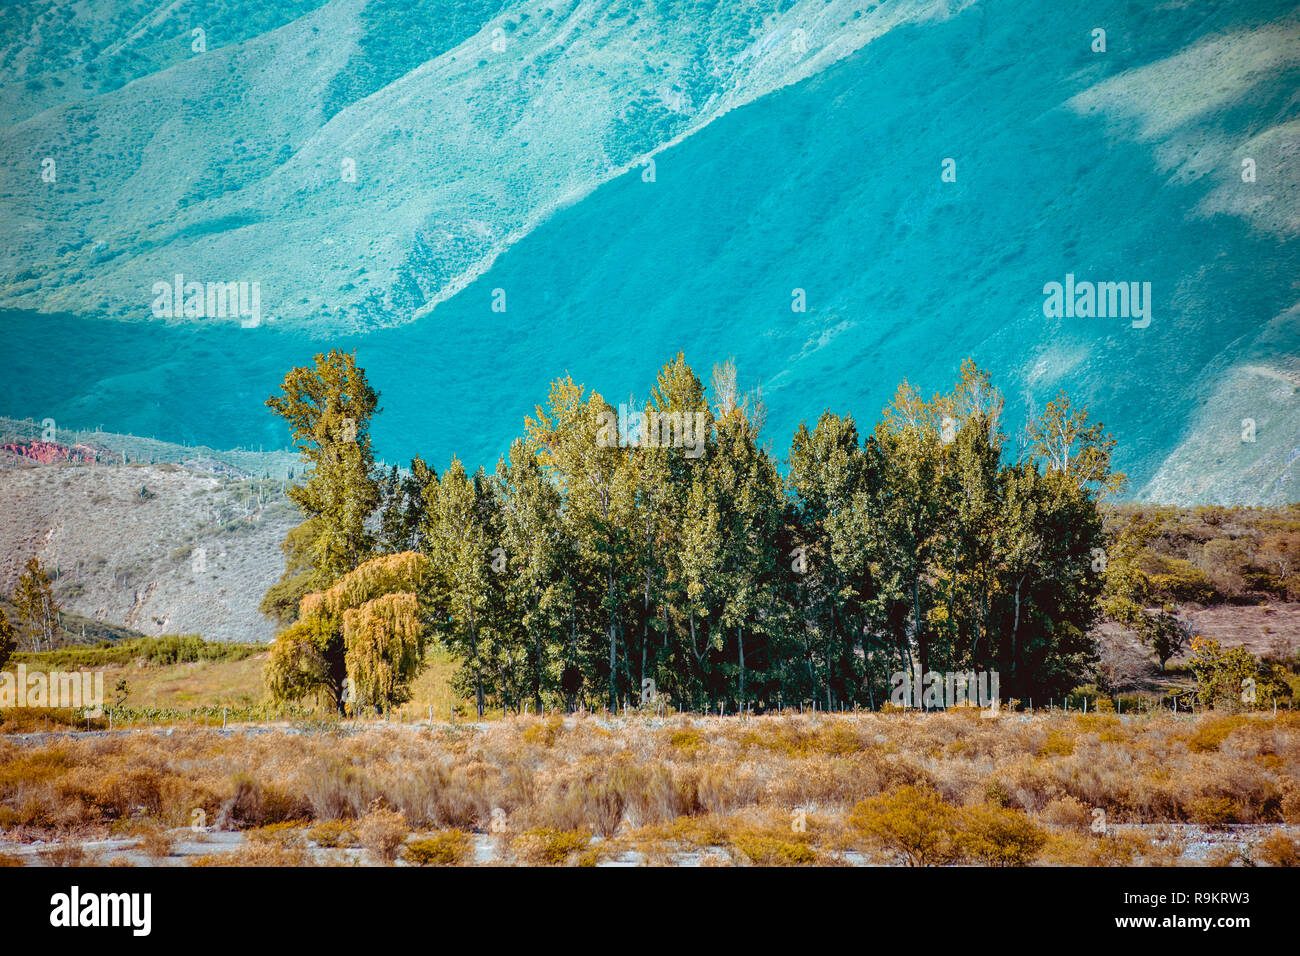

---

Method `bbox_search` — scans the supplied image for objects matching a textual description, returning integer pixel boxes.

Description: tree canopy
[265,352,1129,714]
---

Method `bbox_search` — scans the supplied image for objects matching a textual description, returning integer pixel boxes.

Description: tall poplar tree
[264,350,382,604]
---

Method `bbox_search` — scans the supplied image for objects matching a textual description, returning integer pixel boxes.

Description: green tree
[258,520,318,625]
[1139,605,1189,672]
[1188,635,1290,710]
[873,383,947,690]
[377,460,428,554]
[421,457,495,717]
[708,366,783,711]
[496,439,568,712]
[1027,390,1125,499]
[527,378,634,709]
[14,556,59,652]
[264,350,382,601]
[789,410,868,709]
[0,609,16,671]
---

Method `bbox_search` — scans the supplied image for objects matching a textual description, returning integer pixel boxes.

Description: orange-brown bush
[512,827,589,865]
[1256,830,1299,866]
[849,786,962,866]
[308,819,356,848]
[958,804,1048,866]
[356,805,408,864]
[135,828,175,862]
[0,712,1292,865]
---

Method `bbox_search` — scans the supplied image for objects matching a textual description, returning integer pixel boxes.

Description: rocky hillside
[0,422,297,643]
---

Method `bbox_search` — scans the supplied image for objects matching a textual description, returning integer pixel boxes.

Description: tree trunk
[533,603,543,712]
[1010,573,1025,695]
[737,626,746,703]
[469,609,484,718]
[912,575,926,708]
[621,621,633,702]
[641,565,650,700]
[607,566,617,709]
[689,613,706,711]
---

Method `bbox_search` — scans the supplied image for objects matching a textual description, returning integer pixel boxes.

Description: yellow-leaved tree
[266,551,428,714]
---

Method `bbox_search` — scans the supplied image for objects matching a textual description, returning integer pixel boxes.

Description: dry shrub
[356,806,408,864]
[1038,730,1075,757]
[617,763,701,827]
[731,833,817,866]
[621,816,728,863]
[575,846,604,867]
[1042,831,1145,866]
[0,748,72,788]
[246,822,305,848]
[216,774,311,830]
[532,758,644,836]
[308,819,356,848]
[812,723,865,756]
[0,708,102,734]
[957,804,1047,866]
[1281,783,1300,824]
[192,843,308,866]
[1185,716,1248,754]
[513,828,589,866]
[85,766,170,818]
[849,786,961,866]
[1188,796,1239,829]
[1203,845,1244,867]
[302,759,376,822]
[0,712,1295,867]
[39,844,88,867]
[729,824,817,866]
[404,830,471,866]
[1256,830,1300,867]
[696,764,763,815]
[1140,826,1187,866]
[521,715,564,747]
[135,828,175,862]
[1041,795,1092,829]
[656,815,731,849]
[0,852,24,867]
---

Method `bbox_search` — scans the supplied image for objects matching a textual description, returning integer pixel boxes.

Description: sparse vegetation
[404,830,471,866]
[12,634,264,670]
[356,805,409,864]
[0,711,1294,866]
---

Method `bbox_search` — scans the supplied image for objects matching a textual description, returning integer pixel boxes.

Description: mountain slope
[0,0,959,327]
[0,0,1297,503]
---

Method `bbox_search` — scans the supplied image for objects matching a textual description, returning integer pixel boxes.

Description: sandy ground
[3,824,1292,867]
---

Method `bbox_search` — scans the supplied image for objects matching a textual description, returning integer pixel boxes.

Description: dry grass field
[0,649,460,722]
[0,710,1297,867]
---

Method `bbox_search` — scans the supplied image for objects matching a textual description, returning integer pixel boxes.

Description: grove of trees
[263,350,1123,716]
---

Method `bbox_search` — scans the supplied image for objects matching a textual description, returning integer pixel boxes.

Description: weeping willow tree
[344,592,423,710]
[266,551,428,713]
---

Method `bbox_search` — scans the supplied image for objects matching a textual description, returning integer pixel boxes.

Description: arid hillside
[0,426,298,643]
